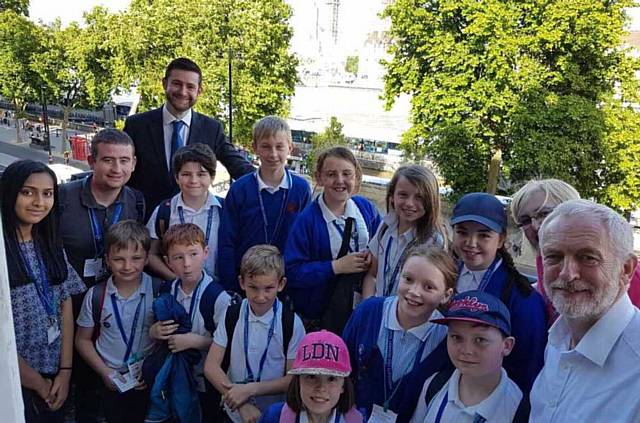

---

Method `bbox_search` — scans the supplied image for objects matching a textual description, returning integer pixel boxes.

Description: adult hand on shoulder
[47,370,71,410]
[238,403,261,423]
[332,252,369,274]
[150,320,179,340]
[223,381,255,410]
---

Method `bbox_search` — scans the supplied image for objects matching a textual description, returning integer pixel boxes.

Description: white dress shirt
[529,294,640,422]
[318,194,369,258]
[162,105,192,169]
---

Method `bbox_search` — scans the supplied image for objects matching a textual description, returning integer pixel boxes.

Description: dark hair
[286,375,356,414]
[90,128,135,159]
[172,143,217,178]
[164,57,202,85]
[314,146,363,194]
[105,220,151,255]
[0,160,67,287]
[498,246,533,297]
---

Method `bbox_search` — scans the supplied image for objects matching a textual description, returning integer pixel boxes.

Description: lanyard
[458,256,501,292]
[383,236,403,296]
[244,301,278,383]
[18,243,55,317]
[173,276,203,324]
[294,413,342,423]
[434,391,448,423]
[382,327,428,410]
[88,203,123,257]
[178,205,215,245]
[332,220,359,253]
[256,170,291,245]
[110,292,145,365]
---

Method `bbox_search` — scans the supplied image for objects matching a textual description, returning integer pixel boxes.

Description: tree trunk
[62,105,70,152]
[486,148,502,194]
[13,100,24,144]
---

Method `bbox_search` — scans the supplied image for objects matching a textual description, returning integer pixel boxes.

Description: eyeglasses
[517,207,555,228]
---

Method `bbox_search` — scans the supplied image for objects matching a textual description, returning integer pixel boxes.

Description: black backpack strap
[91,281,108,342]
[154,199,172,239]
[134,189,145,224]
[281,306,295,375]
[221,302,242,373]
[512,393,530,423]
[424,366,455,409]
[151,277,166,298]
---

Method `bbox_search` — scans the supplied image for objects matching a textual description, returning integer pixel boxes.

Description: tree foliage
[306,116,347,171]
[110,0,298,147]
[0,0,28,16]
[383,0,640,211]
[345,55,359,76]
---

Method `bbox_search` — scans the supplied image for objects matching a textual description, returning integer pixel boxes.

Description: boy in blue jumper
[149,223,232,423]
[75,220,157,423]
[217,116,311,292]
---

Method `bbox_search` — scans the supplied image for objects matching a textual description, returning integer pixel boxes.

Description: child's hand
[150,320,179,340]
[168,333,197,353]
[332,252,369,274]
[223,382,255,410]
[101,372,118,392]
[238,403,261,423]
[35,376,52,401]
[134,380,147,391]
[47,370,71,410]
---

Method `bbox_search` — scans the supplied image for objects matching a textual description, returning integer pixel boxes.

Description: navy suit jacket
[124,107,254,220]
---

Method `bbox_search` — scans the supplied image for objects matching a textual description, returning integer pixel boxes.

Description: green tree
[0,0,28,16]
[306,116,347,171]
[111,0,298,147]
[345,55,359,77]
[0,10,44,143]
[383,0,640,210]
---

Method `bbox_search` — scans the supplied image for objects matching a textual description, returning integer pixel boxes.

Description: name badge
[370,404,397,423]
[47,322,60,345]
[83,258,104,278]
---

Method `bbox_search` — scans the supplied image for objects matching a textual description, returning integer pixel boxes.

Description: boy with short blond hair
[150,223,232,422]
[205,245,306,423]
[217,116,311,293]
[75,220,157,423]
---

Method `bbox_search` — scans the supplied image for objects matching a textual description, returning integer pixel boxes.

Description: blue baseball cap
[450,192,507,234]
[432,290,511,336]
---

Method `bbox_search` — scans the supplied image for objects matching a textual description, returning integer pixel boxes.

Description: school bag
[279,403,363,423]
[423,367,531,423]
[220,300,295,374]
[154,195,225,239]
[90,276,165,342]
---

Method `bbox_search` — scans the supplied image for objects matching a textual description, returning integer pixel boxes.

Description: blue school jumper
[478,262,547,394]
[217,170,311,292]
[284,195,381,320]
[342,297,451,423]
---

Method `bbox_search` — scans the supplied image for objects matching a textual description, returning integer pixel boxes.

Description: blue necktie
[170,120,185,164]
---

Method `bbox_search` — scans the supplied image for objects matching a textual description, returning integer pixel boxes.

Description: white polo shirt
[170,272,231,392]
[376,297,448,382]
[162,105,192,169]
[410,368,522,423]
[529,294,640,422]
[77,273,156,371]
[147,192,222,277]
[318,194,369,258]
[256,170,290,193]
[213,298,305,423]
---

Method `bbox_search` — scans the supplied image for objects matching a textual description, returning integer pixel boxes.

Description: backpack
[220,300,295,375]
[279,404,362,423]
[154,195,224,239]
[423,367,531,423]
[91,276,165,342]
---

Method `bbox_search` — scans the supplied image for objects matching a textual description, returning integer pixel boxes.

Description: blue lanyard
[382,328,428,410]
[18,243,55,317]
[88,203,123,257]
[458,256,501,292]
[178,204,215,245]
[332,220,359,253]
[244,301,278,383]
[173,276,203,324]
[255,170,291,245]
[434,391,448,423]
[294,413,342,423]
[383,236,403,296]
[110,291,145,365]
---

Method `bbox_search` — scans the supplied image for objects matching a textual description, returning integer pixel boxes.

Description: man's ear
[87,154,96,169]
[621,254,638,288]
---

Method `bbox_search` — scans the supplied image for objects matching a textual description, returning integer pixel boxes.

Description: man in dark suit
[124,57,254,219]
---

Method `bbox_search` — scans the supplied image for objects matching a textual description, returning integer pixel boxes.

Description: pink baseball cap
[288,330,351,377]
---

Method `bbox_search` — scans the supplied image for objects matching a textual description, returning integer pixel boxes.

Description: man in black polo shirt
[58,128,144,423]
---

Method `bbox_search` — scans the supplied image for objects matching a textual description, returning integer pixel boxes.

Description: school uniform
[217,169,311,292]
[455,261,547,394]
[147,192,222,277]
[77,273,157,422]
[410,368,522,423]
[213,298,306,423]
[529,294,640,422]
[368,211,443,297]
[284,195,381,320]
[342,296,451,423]
[260,403,363,423]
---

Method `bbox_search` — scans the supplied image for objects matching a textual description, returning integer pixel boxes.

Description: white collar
[549,293,636,366]
[176,192,222,213]
[174,272,208,299]
[382,210,417,240]
[299,409,337,423]
[256,169,289,193]
[106,273,148,300]
[318,194,358,224]
[162,104,192,127]
[447,368,509,420]
[385,296,442,340]
[246,298,279,324]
